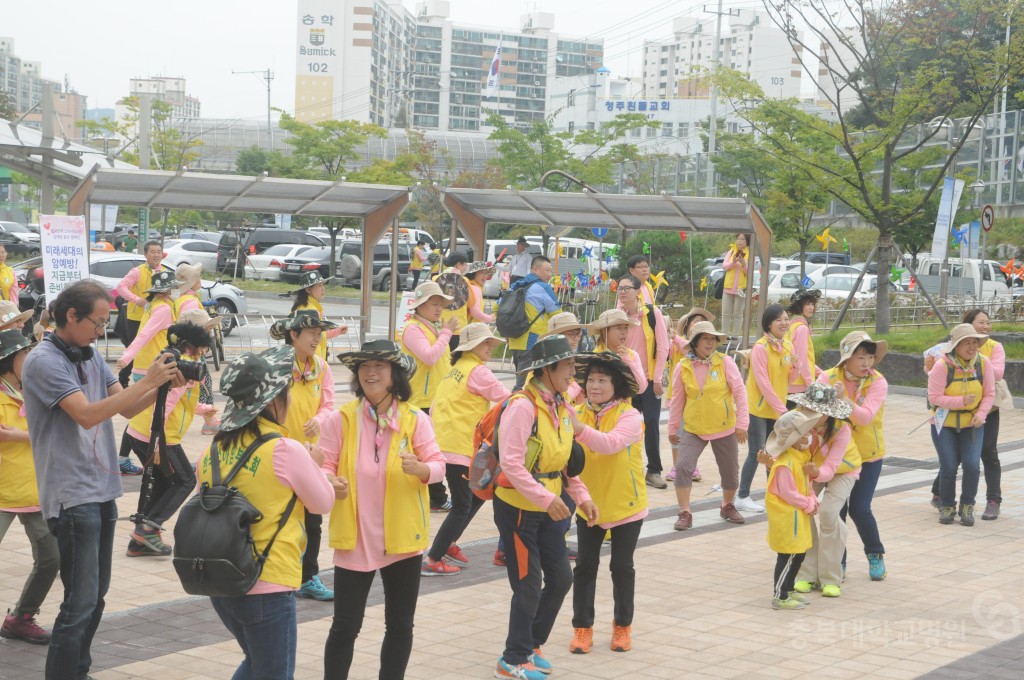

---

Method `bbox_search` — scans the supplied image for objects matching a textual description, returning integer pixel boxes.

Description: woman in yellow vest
[422,323,510,576]
[761,409,822,610]
[667,321,749,530]
[0,329,59,644]
[319,340,445,680]
[818,331,889,582]
[410,240,429,288]
[492,335,597,680]
[289,270,348,361]
[784,288,822,397]
[0,244,17,302]
[565,352,644,655]
[196,346,338,679]
[174,263,220,434]
[116,269,178,378]
[121,318,213,558]
[720,233,750,337]
[270,309,339,602]
[589,308,648,394]
[465,261,497,324]
[736,304,796,514]
[665,307,714,483]
[927,323,995,527]
[435,252,471,353]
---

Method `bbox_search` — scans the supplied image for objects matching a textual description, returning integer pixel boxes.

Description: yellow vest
[723,248,748,292]
[935,356,985,430]
[440,274,470,334]
[410,247,424,271]
[784,316,815,388]
[495,383,574,512]
[328,400,429,554]
[174,291,201,317]
[134,297,176,371]
[0,392,38,508]
[195,420,307,588]
[294,299,330,361]
[126,264,157,321]
[679,352,737,436]
[810,423,860,476]
[128,366,202,445]
[575,400,646,524]
[765,446,813,553]
[282,356,328,445]
[636,304,657,379]
[432,353,491,459]
[978,338,999,360]
[0,264,15,302]
[824,367,886,463]
[401,317,450,409]
[746,336,794,419]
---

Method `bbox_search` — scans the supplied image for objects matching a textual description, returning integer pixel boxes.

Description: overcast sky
[7,0,777,119]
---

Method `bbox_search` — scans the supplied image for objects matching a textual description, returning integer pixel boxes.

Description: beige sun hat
[680,307,715,328]
[540,312,585,338]
[176,262,204,289]
[687,320,727,344]
[456,322,506,352]
[409,281,454,309]
[948,323,988,352]
[764,409,824,457]
[177,308,222,331]
[0,300,33,330]
[588,308,639,334]
[835,330,888,367]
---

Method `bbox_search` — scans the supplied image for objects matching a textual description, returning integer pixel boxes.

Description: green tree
[621,231,717,306]
[0,91,16,120]
[405,129,457,243]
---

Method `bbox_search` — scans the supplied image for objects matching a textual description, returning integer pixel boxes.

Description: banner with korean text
[40,215,89,305]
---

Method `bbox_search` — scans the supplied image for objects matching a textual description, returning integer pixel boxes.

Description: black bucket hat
[146,270,179,294]
[288,270,332,294]
[517,334,576,374]
[787,287,822,313]
[269,309,339,341]
[337,339,416,377]
[219,346,295,431]
[573,351,640,397]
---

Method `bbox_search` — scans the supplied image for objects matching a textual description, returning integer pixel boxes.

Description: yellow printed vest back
[401,317,451,409]
[810,423,861,476]
[679,352,737,436]
[575,400,646,523]
[432,353,490,460]
[0,393,38,507]
[765,447,813,553]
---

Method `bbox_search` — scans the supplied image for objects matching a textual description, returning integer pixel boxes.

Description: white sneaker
[734,495,764,513]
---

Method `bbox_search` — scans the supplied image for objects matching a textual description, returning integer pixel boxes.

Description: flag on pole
[801,274,812,287]
[484,40,503,97]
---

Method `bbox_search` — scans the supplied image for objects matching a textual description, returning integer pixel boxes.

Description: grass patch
[813,323,1024,360]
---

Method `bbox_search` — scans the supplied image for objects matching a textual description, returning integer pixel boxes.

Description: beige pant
[721,291,746,337]
[797,473,856,587]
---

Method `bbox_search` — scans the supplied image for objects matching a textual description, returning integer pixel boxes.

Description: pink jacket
[769,465,820,514]
[668,354,749,440]
[927,355,995,424]
[402,319,452,367]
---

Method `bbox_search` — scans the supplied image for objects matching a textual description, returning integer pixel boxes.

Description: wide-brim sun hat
[680,307,715,327]
[0,300,33,330]
[687,320,727,344]
[788,287,822,312]
[146,270,178,294]
[949,323,988,352]
[337,339,416,377]
[517,334,576,374]
[465,261,497,277]
[788,382,854,420]
[0,328,36,361]
[588,308,639,334]
[176,262,203,289]
[835,330,888,367]
[409,281,454,309]
[456,322,505,352]
[219,346,295,432]
[764,409,823,458]
[540,312,585,338]
[573,351,640,397]
[288,270,332,294]
[177,308,222,331]
[270,309,339,341]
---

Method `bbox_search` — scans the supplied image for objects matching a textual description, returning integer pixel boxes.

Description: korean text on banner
[395,289,418,341]
[931,177,965,259]
[40,215,90,305]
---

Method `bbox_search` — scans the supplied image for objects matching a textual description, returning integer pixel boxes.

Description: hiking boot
[495,658,546,680]
[297,574,334,600]
[119,457,142,475]
[821,584,841,598]
[1,611,50,645]
[569,627,593,654]
[673,510,693,531]
[982,500,1000,521]
[734,495,764,513]
[720,503,745,524]
[445,544,469,566]
[493,550,506,567]
[867,553,887,581]
[771,597,806,610]
[938,506,956,525]
[793,580,819,593]
[421,558,460,576]
[930,494,941,510]
[528,648,552,674]
[611,621,632,652]
[645,472,667,489]
[959,503,976,527]
[131,526,172,553]
[125,538,171,557]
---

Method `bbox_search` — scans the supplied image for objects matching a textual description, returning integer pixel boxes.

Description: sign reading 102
[308,63,328,73]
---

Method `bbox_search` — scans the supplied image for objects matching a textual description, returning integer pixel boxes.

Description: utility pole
[704,0,739,197]
[233,69,274,148]
[40,83,55,214]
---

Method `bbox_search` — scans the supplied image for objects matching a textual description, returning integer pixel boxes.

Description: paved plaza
[2,366,1024,680]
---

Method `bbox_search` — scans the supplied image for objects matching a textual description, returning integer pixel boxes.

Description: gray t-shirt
[23,338,122,521]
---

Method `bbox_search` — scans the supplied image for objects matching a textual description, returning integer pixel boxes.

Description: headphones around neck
[46,332,94,363]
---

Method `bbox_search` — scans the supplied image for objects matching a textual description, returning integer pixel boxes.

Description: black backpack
[173,433,298,597]
[495,282,544,338]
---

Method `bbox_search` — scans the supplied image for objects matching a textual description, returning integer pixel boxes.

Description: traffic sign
[981,204,995,232]
[591,227,609,238]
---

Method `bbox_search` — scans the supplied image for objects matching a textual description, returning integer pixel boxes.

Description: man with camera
[120,311,214,557]
[22,280,182,680]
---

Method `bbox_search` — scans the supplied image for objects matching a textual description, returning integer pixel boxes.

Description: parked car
[902,256,1012,300]
[0,231,39,257]
[808,264,861,284]
[217,227,325,272]
[332,240,413,291]
[811,273,896,301]
[179,230,222,244]
[246,243,317,281]
[0,220,40,245]
[161,238,220,272]
[790,250,851,265]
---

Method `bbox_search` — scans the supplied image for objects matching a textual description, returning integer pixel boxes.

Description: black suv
[217,228,325,273]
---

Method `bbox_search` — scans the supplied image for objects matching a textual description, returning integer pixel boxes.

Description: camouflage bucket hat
[269,309,339,341]
[289,270,332,293]
[0,328,36,362]
[219,346,295,431]
[146,270,179,294]
[337,339,416,378]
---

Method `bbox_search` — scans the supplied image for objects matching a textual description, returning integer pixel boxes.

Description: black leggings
[572,518,643,628]
[774,552,806,601]
[324,555,422,680]
[125,432,195,527]
[427,463,483,562]
[303,513,323,583]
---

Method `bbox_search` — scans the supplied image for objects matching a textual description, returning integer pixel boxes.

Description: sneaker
[821,584,841,598]
[771,597,806,610]
[939,506,956,525]
[720,503,745,524]
[664,467,677,482]
[421,558,460,576]
[131,526,172,553]
[793,580,819,593]
[445,544,469,566]
[611,621,632,652]
[528,648,552,674]
[867,553,887,581]
[930,494,941,510]
[493,550,506,567]
[567,547,577,561]
[431,498,453,512]
[733,495,764,513]
[691,467,702,482]
[787,593,811,605]
[644,472,667,489]
[982,500,1000,521]
[673,510,693,531]
[1,611,50,645]
[959,503,975,527]
[569,627,593,654]
[297,574,335,600]
[119,457,142,475]
[125,538,170,557]
[494,658,546,680]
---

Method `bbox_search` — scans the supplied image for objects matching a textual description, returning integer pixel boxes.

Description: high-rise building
[129,77,201,118]
[641,9,802,100]
[293,0,603,131]
[0,37,88,141]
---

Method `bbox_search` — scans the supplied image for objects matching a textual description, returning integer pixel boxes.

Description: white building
[816,26,862,114]
[0,37,62,116]
[129,77,202,118]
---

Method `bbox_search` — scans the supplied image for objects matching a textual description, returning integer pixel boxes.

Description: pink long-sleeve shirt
[442,364,511,464]
[623,305,668,382]
[116,265,160,306]
[120,301,173,366]
[769,465,821,514]
[819,371,888,429]
[808,423,856,482]
[468,282,494,323]
[987,342,1006,382]
[401,318,453,366]
[177,291,201,314]
[722,248,747,294]
[319,404,445,572]
[788,320,816,391]
[751,340,792,418]
[576,406,647,529]
[498,389,592,511]
[668,354,749,440]
[927,355,995,424]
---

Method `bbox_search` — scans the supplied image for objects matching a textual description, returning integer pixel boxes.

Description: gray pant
[673,430,739,490]
[797,474,857,588]
[0,510,59,615]
[721,291,747,337]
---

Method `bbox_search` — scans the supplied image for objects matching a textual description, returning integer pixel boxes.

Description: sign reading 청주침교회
[40,215,90,305]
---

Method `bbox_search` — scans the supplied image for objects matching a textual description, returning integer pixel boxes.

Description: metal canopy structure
[1,118,135,189]
[442,187,774,344]
[68,167,410,343]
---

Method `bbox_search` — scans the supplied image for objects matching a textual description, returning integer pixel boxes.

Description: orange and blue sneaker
[445,544,469,566]
[528,647,552,674]
[495,658,546,680]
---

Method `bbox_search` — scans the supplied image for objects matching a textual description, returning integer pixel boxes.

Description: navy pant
[427,463,484,562]
[740,415,776,499]
[631,382,663,474]
[931,425,984,507]
[211,591,297,680]
[930,409,1001,503]
[840,458,885,557]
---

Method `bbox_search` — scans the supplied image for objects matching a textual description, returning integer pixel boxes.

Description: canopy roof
[0,118,135,188]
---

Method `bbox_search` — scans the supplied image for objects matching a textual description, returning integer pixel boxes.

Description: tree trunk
[875,231,893,334]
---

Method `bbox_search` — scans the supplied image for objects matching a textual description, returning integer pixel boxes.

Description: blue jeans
[841,458,885,556]
[46,500,117,680]
[739,415,776,499]
[931,425,984,507]
[211,591,297,680]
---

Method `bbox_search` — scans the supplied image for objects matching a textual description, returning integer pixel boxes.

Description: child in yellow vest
[665,308,714,483]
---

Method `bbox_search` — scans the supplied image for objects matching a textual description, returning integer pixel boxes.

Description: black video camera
[162,346,208,383]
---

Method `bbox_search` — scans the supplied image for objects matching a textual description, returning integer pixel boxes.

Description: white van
[481,239,543,298]
[904,256,1013,300]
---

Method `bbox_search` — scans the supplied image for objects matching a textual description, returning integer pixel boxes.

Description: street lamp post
[973,178,986,298]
